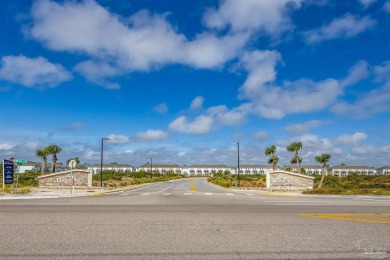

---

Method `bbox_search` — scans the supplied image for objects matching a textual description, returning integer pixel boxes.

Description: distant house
[18,161,40,173]
[239,165,274,175]
[137,164,182,174]
[330,166,377,177]
[88,163,135,174]
[284,165,324,175]
[182,165,233,175]
[376,166,390,175]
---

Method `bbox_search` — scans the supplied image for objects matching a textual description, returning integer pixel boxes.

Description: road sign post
[3,159,14,188]
[68,160,77,194]
[14,159,27,193]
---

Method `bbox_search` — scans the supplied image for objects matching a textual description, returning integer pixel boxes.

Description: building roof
[330,166,375,170]
[377,166,390,170]
[20,161,40,167]
[138,164,181,168]
[240,165,273,168]
[186,165,232,168]
[89,164,133,168]
[284,165,323,169]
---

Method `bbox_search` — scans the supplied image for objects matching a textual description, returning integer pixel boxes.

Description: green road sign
[14,159,27,165]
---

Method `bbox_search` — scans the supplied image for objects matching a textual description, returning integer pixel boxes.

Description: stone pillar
[88,170,92,187]
[266,173,270,188]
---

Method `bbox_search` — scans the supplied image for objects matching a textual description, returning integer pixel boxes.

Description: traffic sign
[68,160,77,168]
[14,159,27,164]
[3,159,14,185]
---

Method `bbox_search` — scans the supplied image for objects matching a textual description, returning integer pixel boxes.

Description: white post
[266,173,270,188]
[71,166,74,194]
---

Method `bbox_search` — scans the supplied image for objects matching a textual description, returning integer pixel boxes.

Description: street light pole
[100,137,110,188]
[150,157,153,178]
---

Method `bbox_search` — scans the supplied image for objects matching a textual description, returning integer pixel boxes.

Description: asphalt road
[0,178,389,259]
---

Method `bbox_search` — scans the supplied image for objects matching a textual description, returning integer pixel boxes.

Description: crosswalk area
[120,192,255,196]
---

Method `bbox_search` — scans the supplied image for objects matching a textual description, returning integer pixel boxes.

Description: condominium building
[182,165,233,175]
[329,166,377,177]
[239,165,274,175]
[284,165,324,175]
[137,164,182,174]
[88,163,135,174]
[376,166,390,175]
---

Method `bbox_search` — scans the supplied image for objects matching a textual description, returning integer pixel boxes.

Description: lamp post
[100,137,110,188]
[233,142,240,188]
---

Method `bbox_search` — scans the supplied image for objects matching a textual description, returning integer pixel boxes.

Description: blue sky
[1,0,389,168]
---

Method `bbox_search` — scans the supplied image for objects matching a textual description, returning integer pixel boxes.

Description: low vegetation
[208,172,266,188]
[303,174,390,195]
[92,170,185,188]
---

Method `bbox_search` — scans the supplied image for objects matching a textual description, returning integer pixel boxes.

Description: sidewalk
[0,182,155,200]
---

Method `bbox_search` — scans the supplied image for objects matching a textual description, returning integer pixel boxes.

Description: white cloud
[190,96,204,110]
[285,120,327,134]
[359,0,377,8]
[333,61,390,116]
[0,55,71,88]
[332,82,390,116]
[136,130,168,141]
[214,103,251,126]
[169,115,213,134]
[385,2,390,13]
[27,0,249,87]
[304,14,375,43]
[0,143,14,150]
[106,134,130,144]
[74,61,121,89]
[374,61,390,82]
[238,50,344,119]
[153,103,169,114]
[336,132,368,146]
[254,131,269,140]
[203,0,303,35]
[340,60,369,87]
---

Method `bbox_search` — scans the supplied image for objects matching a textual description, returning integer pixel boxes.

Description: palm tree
[265,145,278,171]
[46,144,62,172]
[287,142,303,174]
[315,153,331,189]
[36,149,49,175]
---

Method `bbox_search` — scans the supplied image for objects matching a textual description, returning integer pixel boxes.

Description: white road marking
[163,193,171,196]
[225,193,234,196]
[246,194,254,196]
[158,184,174,193]
[184,193,192,195]
[141,193,150,196]
[205,193,213,195]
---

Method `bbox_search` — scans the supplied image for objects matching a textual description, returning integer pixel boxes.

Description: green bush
[307,174,390,195]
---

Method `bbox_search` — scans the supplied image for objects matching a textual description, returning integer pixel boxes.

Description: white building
[284,165,324,175]
[182,165,233,176]
[239,165,274,175]
[18,161,40,173]
[330,166,377,177]
[376,166,390,175]
[137,164,182,174]
[88,163,135,174]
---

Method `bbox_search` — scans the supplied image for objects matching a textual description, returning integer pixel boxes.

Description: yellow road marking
[189,181,197,193]
[86,193,106,197]
[298,213,390,225]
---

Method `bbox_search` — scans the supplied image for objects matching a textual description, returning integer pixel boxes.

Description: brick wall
[266,171,314,191]
[37,170,92,187]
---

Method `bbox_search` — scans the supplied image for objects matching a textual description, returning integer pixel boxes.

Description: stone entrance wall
[37,170,92,187]
[266,170,314,191]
